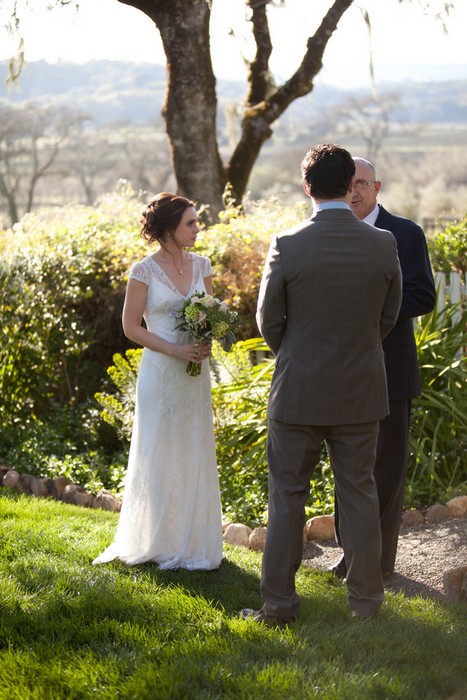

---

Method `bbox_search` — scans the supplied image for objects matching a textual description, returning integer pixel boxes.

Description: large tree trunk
[118,0,354,216]
[118,0,226,220]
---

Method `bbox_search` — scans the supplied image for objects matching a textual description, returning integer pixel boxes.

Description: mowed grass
[0,492,466,699]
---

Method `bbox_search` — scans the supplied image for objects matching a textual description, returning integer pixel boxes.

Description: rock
[446,496,467,518]
[17,473,33,493]
[306,515,335,541]
[249,526,267,551]
[30,477,49,498]
[2,469,19,489]
[443,565,467,602]
[62,484,86,504]
[426,503,450,523]
[49,476,72,500]
[92,489,121,512]
[74,490,95,508]
[401,509,425,526]
[223,523,251,547]
[0,466,10,483]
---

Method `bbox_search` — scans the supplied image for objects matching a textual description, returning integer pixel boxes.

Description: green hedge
[1,190,465,523]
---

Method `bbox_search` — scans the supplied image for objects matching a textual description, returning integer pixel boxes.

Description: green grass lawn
[0,491,466,699]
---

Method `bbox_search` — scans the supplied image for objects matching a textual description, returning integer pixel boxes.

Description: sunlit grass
[0,491,466,699]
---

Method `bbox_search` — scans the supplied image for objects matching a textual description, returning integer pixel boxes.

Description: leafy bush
[0,186,146,433]
[0,401,127,494]
[95,349,141,442]
[407,302,467,505]
[1,193,465,521]
[428,214,467,273]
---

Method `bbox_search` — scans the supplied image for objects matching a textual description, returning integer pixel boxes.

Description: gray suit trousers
[261,419,384,619]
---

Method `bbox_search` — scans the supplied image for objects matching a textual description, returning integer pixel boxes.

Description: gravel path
[302,516,467,601]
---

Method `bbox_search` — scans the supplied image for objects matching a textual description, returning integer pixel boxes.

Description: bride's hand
[173,342,212,363]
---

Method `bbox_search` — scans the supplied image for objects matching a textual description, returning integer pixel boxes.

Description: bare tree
[331,93,400,163]
[67,123,123,206]
[6,0,454,220]
[0,102,87,225]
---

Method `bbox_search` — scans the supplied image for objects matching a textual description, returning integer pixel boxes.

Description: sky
[0,0,466,87]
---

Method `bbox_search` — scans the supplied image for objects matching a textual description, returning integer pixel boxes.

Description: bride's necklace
[173,258,183,275]
[160,251,184,275]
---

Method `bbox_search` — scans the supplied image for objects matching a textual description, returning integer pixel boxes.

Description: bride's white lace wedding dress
[93,253,223,570]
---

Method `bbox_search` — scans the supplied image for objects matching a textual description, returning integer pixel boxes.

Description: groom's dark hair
[300,144,355,200]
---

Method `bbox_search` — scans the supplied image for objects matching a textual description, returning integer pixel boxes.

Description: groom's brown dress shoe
[327,557,347,579]
[239,608,296,626]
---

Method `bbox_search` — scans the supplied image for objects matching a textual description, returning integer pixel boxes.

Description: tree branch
[246,0,275,105]
[228,0,354,201]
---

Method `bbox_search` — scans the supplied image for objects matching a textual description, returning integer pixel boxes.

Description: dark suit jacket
[256,207,402,426]
[374,206,436,401]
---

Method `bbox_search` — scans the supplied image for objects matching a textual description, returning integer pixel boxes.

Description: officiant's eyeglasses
[353,179,376,189]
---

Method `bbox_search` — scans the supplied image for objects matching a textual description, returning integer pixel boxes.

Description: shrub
[428,214,467,273]
[2,194,465,522]
[0,401,127,494]
[407,302,467,505]
[0,186,146,433]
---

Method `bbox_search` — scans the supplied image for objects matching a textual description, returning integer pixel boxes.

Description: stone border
[2,465,466,601]
[2,464,466,541]
[1,466,121,512]
[223,498,467,550]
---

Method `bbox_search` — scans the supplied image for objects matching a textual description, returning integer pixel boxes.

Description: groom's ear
[303,182,311,197]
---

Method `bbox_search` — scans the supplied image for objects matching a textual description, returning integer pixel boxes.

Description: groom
[241,144,402,623]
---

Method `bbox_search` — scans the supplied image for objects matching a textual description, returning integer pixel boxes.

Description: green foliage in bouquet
[174,290,241,375]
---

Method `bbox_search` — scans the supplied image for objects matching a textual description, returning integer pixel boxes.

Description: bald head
[353,157,376,179]
[350,157,382,220]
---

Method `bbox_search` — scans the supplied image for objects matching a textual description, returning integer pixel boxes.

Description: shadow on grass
[106,550,264,615]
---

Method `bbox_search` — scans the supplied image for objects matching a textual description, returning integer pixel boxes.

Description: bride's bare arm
[122,279,209,362]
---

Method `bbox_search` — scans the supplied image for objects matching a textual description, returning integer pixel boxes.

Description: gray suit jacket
[256,207,402,426]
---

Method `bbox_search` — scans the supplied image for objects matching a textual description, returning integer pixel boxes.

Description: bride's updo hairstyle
[140,192,196,244]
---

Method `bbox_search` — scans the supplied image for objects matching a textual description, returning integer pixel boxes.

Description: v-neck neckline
[149,254,194,298]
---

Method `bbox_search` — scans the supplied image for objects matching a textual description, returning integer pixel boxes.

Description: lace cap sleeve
[200,255,213,278]
[129,260,150,286]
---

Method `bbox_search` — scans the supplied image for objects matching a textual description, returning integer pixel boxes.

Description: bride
[93,192,223,570]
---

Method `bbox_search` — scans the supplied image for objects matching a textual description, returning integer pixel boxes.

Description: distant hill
[1,59,466,126]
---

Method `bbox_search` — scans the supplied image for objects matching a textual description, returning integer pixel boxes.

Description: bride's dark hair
[140,192,196,243]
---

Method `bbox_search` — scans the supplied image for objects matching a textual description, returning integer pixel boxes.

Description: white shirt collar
[314,202,351,212]
[363,204,380,225]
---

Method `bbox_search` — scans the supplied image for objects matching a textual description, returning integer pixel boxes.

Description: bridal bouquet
[174,290,240,376]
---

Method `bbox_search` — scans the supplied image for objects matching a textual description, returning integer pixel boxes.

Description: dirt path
[302,516,467,601]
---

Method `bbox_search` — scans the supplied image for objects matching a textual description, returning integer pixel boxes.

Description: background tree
[330,93,399,163]
[6,0,454,221]
[0,102,86,225]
